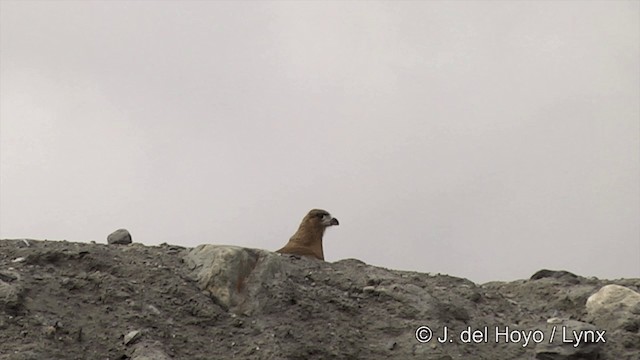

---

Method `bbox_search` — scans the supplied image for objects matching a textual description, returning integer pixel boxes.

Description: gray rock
[586,284,640,331]
[107,229,132,245]
[530,269,579,284]
[146,305,161,315]
[124,330,142,345]
[0,270,23,313]
[130,341,171,360]
[184,245,270,314]
[386,340,397,350]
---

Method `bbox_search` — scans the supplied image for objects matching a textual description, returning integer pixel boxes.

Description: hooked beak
[321,214,339,226]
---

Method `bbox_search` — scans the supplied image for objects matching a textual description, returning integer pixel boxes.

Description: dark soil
[0,239,231,359]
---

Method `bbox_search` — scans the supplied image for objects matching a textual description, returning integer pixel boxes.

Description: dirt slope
[0,239,638,360]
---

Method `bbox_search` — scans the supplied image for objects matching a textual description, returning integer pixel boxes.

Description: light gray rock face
[184,245,270,313]
[107,229,132,245]
[586,284,640,332]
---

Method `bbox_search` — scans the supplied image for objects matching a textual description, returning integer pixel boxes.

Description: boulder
[530,269,579,283]
[586,284,640,332]
[107,229,132,245]
[184,244,272,314]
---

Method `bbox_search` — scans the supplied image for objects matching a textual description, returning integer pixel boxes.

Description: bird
[276,209,339,260]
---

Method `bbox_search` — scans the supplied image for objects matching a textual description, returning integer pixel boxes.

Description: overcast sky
[1,1,638,283]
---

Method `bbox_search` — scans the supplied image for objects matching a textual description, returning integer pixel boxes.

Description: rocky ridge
[1,238,639,359]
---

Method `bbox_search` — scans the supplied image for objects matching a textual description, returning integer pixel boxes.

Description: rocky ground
[0,238,639,360]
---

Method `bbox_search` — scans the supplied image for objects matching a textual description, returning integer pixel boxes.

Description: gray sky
[1,0,638,283]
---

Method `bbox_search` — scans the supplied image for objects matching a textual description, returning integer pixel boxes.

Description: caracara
[276,209,339,260]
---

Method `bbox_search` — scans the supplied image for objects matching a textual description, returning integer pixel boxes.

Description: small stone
[124,330,142,345]
[0,272,18,282]
[43,326,56,338]
[147,304,161,315]
[107,229,132,245]
[547,317,563,324]
[468,292,482,303]
[363,286,376,293]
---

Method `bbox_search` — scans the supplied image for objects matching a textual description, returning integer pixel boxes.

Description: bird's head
[305,209,339,228]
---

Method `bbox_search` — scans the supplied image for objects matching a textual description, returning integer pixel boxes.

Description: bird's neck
[291,224,325,246]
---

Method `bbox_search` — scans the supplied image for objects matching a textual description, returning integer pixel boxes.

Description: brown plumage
[276,209,339,260]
